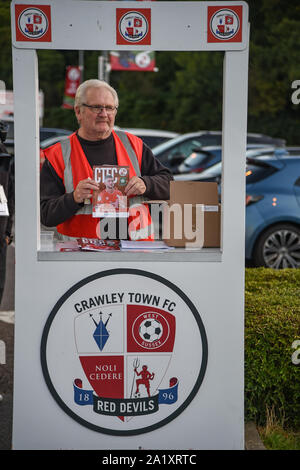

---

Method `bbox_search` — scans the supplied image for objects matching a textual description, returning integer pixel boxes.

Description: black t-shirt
[40,132,173,228]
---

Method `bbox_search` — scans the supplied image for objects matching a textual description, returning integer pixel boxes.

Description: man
[0,125,14,305]
[40,79,173,240]
[97,176,123,210]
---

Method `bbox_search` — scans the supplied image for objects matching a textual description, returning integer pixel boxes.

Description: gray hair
[74,79,119,108]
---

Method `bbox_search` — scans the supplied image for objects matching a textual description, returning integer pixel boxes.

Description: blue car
[176,145,288,175]
[152,131,286,170]
[245,156,300,268]
[175,154,300,268]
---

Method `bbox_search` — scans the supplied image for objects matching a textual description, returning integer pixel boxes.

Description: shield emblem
[41,269,207,436]
[74,304,176,422]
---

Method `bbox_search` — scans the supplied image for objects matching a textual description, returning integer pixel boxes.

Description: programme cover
[76,238,120,251]
[92,165,129,218]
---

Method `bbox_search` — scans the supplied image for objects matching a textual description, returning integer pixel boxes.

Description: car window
[167,139,203,161]
[40,131,54,140]
[3,121,14,139]
[196,135,222,146]
[138,136,170,148]
[247,136,265,145]
[246,135,285,146]
[183,151,213,169]
[199,162,222,178]
[152,134,189,154]
[246,163,277,183]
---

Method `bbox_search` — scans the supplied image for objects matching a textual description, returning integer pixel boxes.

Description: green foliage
[111,51,179,131]
[166,52,223,132]
[2,0,300,142]
[245,268,300,430]
[0,1,13,89]
[258,406,300,450]
[260,427,300,450]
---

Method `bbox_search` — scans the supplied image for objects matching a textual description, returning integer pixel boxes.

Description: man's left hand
[5,235,13,245]
[124,176,146,197]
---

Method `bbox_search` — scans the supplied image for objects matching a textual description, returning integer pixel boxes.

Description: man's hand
[124,176,146,197]
[73,178,99,204]
[5,235,13,246]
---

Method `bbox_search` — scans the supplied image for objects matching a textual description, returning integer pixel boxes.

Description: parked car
[39,128,179,167]
[285,146,300,155]
[174,146,289,179]
[175,144,278,175]
[175,153,300,268]
[245,156,300,268]
[40,127,72,141]
[40,127,179,150]
[115,127,179,148]
[40,134,72,168]
[152,130,286,169]
[1,120,14,156]
[176,146,223,174]
[40,134,71,149]
[1,120,72,156]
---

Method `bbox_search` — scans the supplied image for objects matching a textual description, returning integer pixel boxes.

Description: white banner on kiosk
[11,0,249,450]
[11,1,248,51]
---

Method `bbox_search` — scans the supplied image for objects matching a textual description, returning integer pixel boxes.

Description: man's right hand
[73,178,99,204]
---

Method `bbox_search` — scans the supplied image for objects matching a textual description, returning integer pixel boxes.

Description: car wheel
[253,224,300,269]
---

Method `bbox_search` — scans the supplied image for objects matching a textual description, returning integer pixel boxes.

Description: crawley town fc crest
[207,6,243,43]
[116,9,151,45]
[41,269,208,435]
[15,5,52,42]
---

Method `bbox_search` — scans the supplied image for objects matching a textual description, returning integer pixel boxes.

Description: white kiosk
[11,1,249,450]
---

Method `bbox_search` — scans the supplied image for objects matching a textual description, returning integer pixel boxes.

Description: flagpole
[98,53,110,84]
[78,50,84,83]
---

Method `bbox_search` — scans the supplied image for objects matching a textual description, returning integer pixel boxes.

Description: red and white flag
[62,66,81,109]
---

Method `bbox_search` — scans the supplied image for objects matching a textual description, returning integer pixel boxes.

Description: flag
[110,51,156,72]
[62,66,82,109]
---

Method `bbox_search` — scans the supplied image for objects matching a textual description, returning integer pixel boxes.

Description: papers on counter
[120,240,174,250]
[55,239,174,252]
[0,185,9,216]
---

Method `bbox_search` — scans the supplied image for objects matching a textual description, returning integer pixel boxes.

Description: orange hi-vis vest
[44,130,154,240]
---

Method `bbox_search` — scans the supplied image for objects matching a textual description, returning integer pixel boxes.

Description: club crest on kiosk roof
[41,269,208,435]
[116,9,151,45]
[119,11,148,43]
[18,8,49,40]
[210,9,240,40]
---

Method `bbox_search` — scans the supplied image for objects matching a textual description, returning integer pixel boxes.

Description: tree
[2,0,300,143]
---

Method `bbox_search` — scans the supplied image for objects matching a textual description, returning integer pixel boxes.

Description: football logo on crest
[41,269,208,435]
[139,318,163,343]
[130,308,174,350]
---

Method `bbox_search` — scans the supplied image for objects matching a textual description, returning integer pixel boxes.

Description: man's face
[105,177,114,190]
[75,87,117,140]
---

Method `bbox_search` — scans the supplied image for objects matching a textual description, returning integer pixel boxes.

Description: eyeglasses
[82,103,118,114]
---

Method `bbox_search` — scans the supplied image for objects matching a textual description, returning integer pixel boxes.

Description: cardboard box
[146,181,221,248]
